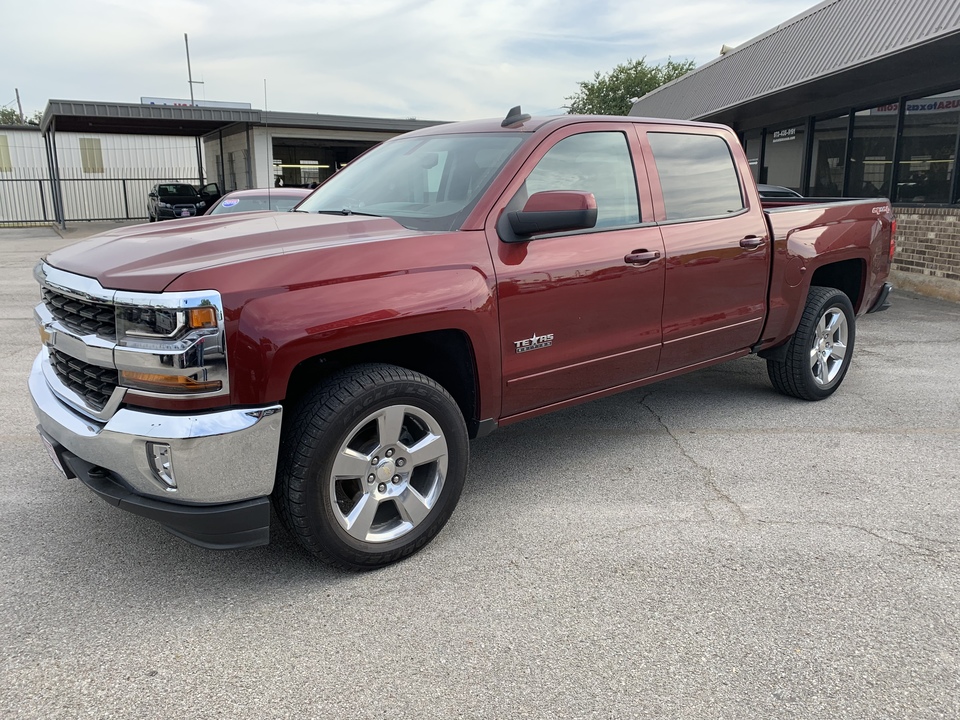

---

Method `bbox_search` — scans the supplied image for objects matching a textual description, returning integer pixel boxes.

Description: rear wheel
[274,363,468,569]
[767,286,856,401]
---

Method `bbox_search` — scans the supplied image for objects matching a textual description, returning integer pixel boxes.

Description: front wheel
[274,363,469,569]
[767,286,856,401]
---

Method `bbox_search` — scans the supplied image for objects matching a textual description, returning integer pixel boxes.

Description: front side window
[521,131,641,228]
[297,133,524,231]
[648,132,745,221]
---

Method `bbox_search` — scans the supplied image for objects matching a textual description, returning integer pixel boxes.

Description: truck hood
[44,212,417,292]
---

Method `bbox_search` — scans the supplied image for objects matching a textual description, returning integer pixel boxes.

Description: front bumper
[156,205,201,220]
[29,353,282,549]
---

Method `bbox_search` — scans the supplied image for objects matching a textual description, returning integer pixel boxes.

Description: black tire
[274,363,469,570]
[767,286,856,401]
[148,212,155,222]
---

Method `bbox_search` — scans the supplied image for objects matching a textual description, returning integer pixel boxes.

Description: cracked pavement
[1,225,959,719]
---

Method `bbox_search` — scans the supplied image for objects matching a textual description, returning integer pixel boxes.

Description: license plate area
[37,427,75,479]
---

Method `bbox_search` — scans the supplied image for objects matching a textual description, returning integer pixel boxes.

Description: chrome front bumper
[29,352,282,506]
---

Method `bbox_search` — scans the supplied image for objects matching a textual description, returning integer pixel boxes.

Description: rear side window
[523,132,641,228]
[647,132,744,221]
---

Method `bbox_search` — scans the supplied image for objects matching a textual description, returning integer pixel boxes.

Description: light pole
[184,33,204,105]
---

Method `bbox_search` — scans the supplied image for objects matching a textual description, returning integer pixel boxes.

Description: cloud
[4,0,813,120]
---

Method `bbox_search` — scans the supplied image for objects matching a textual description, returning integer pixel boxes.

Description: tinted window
[809,114,848,196]
[522,132,640,228]
[897,91,960,203]
[850,104,897,198]
[648,132,744,221]
[762,122,805,191]
[158,184,199,197]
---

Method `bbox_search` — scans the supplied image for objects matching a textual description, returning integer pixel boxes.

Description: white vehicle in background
[205,188,312,215]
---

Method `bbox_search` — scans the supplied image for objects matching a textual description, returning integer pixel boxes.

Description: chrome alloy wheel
[810,306,848,386]
[328,404,448,543]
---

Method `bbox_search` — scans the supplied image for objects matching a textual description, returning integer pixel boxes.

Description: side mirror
[148,192,157,198]
[507,190,598,239]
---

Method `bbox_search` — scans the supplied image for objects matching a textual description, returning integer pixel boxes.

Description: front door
[484,124,665,418]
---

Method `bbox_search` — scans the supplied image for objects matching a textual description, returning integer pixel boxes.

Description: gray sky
[3,0,814,121]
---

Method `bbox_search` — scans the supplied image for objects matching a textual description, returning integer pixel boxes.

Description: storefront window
[808,115,847,196]
[849,103,898,197]
[742,130,762,182]
[896,90,960,203]
[762,122,805,191]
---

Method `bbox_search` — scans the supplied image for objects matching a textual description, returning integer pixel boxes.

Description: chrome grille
[42,287,116,339]
[48,348,119,411]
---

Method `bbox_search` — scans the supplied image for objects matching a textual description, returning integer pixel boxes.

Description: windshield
[210,193,305,214]
[158,184,199,197]
[296,133,525,231]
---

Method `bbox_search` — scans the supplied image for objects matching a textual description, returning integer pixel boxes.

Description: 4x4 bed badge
[514,332,554,353]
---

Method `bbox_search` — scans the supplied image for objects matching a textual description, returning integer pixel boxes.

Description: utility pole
[184,33,204,105]
[15,88,24,123]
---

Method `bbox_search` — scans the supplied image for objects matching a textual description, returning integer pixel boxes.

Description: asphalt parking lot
[1,223,958,719]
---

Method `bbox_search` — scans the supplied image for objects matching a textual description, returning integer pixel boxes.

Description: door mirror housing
[507,191,598,239]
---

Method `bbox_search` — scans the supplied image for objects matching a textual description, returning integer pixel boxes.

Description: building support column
[44,117,66,230]
[889,96,907,202]
[195,136,204,185]
[218,129,226,190]
[245,125,253,189]
[841,110,855,197]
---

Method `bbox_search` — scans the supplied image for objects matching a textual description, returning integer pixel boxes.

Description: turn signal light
[889,219,897,261]
[120,370,222,394]
[188,307,218,329]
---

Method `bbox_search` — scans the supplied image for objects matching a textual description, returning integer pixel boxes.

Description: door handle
[740,235,764,249]
[624,250,661,265]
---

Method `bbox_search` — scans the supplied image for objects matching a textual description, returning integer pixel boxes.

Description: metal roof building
[1,100,443,228]
[630,0,960,300]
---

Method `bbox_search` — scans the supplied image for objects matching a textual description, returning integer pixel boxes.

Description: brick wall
[891,205,960,302]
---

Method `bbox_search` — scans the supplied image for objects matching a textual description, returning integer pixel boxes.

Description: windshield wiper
[314,209,381,217]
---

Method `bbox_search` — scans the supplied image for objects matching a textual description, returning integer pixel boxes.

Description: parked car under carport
[147,182,221,221]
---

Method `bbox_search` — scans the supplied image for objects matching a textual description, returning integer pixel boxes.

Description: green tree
[566,57,696,116]
[0,107,42,125]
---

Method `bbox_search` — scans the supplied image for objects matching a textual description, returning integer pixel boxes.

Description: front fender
[232,267,501,416]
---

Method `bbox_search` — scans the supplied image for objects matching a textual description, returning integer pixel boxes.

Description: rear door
[484,122,665,418]
[637,127,771,373]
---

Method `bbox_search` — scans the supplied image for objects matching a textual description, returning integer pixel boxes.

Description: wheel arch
[808,258,866,312]
[284,329,484,438]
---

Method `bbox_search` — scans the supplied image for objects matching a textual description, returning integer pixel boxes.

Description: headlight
[117,306,217,340]
[198,201,206,208]
[158,202,172,209]
[113,292,228,397]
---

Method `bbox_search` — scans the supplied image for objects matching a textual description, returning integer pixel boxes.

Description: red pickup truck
[30,109,894,569]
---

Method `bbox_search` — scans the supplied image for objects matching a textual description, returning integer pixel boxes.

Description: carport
[39,100,260,228]
[30,100,442,228]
